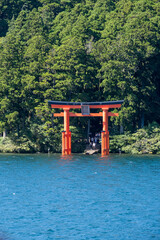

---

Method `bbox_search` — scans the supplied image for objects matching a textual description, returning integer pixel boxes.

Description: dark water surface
[0,154,160,240]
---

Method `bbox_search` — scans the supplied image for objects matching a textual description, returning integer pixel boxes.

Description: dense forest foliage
[0,0,160,152]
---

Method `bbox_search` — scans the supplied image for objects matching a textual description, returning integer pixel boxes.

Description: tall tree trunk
[3,130,6,138]
[17,124,20,138]
[141,111,144,128]
[120,125,124,134]
[138,112,144,129]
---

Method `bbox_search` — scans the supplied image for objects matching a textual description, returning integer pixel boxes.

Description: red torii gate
[48,100,123,156]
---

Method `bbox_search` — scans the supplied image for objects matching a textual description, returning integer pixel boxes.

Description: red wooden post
[102,108,109,155]
[63,108,71,155]
[69,131,71,155]
[62,131,65,155]
[106,131,109,155]
[101,131,105,156]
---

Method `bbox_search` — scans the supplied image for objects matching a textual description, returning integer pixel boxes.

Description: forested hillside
[0,0,160,152]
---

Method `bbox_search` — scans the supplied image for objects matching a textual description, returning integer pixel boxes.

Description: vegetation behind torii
[0,0,160,153]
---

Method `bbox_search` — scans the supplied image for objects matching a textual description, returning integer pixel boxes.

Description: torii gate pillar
[101,108,109,156]
[62,108,71,155]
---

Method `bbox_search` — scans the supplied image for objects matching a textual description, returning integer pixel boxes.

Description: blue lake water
[0,153,160,240]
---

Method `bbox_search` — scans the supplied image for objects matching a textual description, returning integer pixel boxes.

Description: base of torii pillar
[62,131,71,155]
[101,131,109,156]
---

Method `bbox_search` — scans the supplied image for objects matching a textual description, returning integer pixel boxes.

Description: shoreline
[1,125,160,155]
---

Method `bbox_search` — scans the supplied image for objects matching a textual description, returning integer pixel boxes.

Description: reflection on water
[0,154,160,240]
[60,154,74,162]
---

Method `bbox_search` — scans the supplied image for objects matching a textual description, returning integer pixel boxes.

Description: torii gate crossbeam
[48,101,124,156]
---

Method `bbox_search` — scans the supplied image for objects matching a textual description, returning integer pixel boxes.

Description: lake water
[0,154,160,240]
